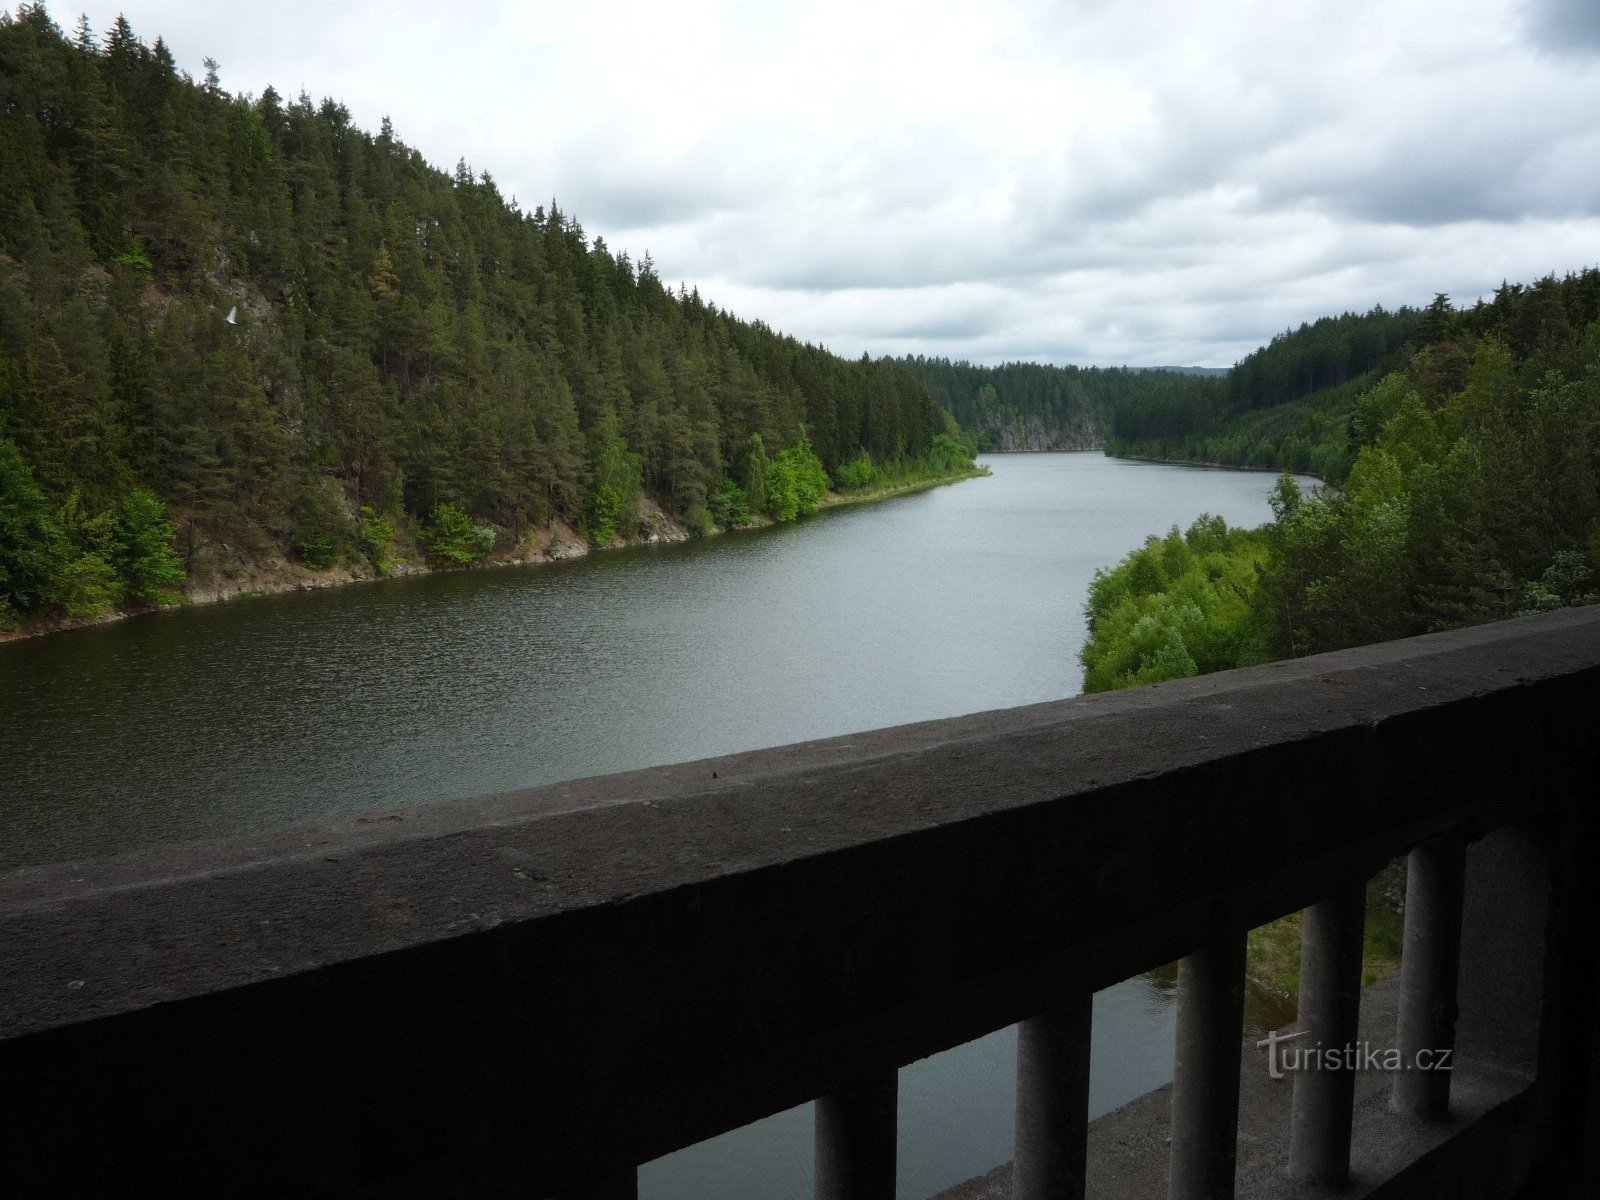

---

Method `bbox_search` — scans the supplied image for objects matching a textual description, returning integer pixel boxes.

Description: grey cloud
[857,313,1008,341]
[73,0,1600,368]
[1525,0,1600,52]
[1249,101,1600,228]
[567,180,734,232]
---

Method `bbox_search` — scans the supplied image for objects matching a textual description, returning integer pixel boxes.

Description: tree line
[1081,269,1600,692]
[1105,273,1600,482]
[0,5,972,626]
[891,357,1213,451]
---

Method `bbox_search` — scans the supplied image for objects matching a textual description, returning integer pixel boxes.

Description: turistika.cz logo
[1256,1029,1455,1080]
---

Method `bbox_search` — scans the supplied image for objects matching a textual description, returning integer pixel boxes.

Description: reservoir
[0,451,1311,1197]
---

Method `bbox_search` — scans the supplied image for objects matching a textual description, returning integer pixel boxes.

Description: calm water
[0,451,1306,1198]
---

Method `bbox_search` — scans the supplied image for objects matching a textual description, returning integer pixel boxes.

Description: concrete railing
[5,606,1600,1199]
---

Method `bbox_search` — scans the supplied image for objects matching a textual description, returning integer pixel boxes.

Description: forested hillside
[0,6,972,628]
[1107,306,1425,479]
[1106,278,1600,482]
[1080,276,1600,996]
[894,357,1202,452]
[1081,268,1600,693]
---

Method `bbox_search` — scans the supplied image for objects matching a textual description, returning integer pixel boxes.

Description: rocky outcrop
[980,411,1105,452]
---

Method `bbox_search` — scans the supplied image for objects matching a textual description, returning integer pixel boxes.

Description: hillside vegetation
[1083,273,1600,997]
[1105,274,1599,483]
[893,357,1216,452]
[1083,269,1600,682]
[0,6,974,628]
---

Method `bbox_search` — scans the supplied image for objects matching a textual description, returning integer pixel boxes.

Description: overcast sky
[74,0,1600,367]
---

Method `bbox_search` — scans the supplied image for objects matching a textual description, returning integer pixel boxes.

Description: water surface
[0,453,1310,1200]
[0,453,1308,870]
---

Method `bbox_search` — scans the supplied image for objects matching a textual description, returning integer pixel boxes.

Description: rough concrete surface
[934,974,1532,1200]
[2,607,1597,1197]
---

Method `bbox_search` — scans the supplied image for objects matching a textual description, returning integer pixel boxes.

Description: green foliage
[56,551,120,616]
[732,435,769,516]
[1229,307,1424,411]
[111,488,184,604]
[708,479,749,528]
[1,462,184,619]
[764,437,830,522]
[927,433,971,474]
[835,453,875,490]
[359,506,396,573]
[1258,330,1600,654]
[109,242,153,279]
[684,503,715,539]
[765,456,799,523]
[294,532,336,570]
[1080,516,1269,693]
[1517,551,1599,616]
[781,439,830,516]
[0,10,961,608]
[1350,373,1410,448]
[0,436,70,615]
[581,410,644,545]
[424,503,483,566]
[1111,271,1600,488]
[1101,284,1600,678]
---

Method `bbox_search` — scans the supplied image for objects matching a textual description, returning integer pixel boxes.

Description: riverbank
[818,464,991,510]
[1112,452,1334,487]
[0,467,987,644]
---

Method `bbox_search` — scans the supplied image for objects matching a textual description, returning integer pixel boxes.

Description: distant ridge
[892,358,1228,452]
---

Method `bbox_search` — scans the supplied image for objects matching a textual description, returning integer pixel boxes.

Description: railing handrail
[4,605,1600,1197]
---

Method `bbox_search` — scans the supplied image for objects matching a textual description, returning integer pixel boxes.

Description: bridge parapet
[4,607,1600,1198]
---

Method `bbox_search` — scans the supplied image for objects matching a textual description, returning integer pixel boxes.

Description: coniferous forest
[0,6,975,628]
[1104,278,1600,481]
[5,1,1599,669]
[889,358,1179,452]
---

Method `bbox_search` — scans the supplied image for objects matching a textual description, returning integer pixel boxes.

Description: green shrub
[835,453,875,490]
[359,506,396,573]
[58,552,121,617]
[110,242,154,279]
[424,503,482,565]
[767,438,830,521]
[685,504,715,538]
[295,532,336,569]
[708,480,749,528]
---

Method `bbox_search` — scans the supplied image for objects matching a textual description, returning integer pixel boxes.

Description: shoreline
[1109,452,1332,486]
[816,465,990,510]
[0,468,987,645]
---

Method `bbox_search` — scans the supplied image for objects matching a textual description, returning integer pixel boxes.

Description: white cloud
[73,0,1600,366]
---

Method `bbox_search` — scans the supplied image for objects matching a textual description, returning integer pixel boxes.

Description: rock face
[636,498,689,544]
[980,411,1105,452]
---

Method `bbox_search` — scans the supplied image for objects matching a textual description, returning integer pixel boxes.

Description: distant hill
[890,357,1220,452]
